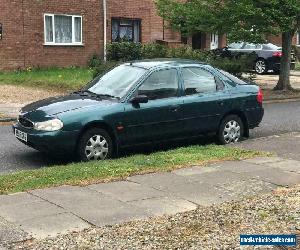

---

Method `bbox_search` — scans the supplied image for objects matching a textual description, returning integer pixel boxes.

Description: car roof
[126,59,207,70]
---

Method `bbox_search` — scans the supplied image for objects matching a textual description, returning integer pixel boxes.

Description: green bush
[88,54,103,68]
[100,42,255,76]
[93,61,119,78]
[141,43,168,59]
[107,42,142,61]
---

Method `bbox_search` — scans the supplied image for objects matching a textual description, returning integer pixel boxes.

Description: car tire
[217,115,244,145]
[255,59,268,74]
[77,128,113,161]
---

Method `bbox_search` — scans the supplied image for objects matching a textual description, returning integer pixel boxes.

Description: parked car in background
[13,60,264,161]
[217,42,296,74]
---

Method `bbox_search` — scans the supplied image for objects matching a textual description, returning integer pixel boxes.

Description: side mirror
[130,95,149,104]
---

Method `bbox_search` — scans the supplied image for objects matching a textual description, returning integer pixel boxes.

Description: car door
[121,67,184,146]
[179,67,231,136]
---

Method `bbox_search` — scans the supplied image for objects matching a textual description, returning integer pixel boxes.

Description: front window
[112,18,141,42]
[88,65,146,98]
[44,14,82,45]
[138,69,179,100]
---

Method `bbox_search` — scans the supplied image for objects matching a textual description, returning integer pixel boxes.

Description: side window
[182,67,223,95]
[138,69,179,100]
[228,42,243,49]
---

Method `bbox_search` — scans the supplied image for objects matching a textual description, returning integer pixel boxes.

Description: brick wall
[267,34,298,47]
[107,0,180,43]
[0,0,103,71]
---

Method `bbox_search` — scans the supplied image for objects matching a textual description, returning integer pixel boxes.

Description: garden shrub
[91,42,255,76]
[93,61,119,78]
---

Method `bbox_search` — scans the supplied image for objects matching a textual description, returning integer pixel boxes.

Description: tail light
[257,88,263,104]
[273,51,282,57]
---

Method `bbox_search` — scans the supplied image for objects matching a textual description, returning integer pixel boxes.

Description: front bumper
[12,123,79,154]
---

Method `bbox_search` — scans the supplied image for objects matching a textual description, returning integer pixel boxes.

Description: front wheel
[218,115,244,145]
[77,128,113,161]
[255,59,268,74]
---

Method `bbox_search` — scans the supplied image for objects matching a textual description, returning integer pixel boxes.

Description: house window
[44,14,82,45]
[112,18,141,42]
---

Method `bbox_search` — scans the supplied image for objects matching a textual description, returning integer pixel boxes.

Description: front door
[122,68,184,146]
[180,67,230,136]
[210,34,219,50]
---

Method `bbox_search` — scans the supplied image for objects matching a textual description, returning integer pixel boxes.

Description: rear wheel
[77,128,113,161]
[218,115,244,145]
[255,59,268,74]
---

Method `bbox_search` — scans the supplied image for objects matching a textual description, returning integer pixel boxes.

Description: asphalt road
[1,101,300,174]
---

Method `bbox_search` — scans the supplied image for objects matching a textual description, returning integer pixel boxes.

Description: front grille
[18,116,34,128]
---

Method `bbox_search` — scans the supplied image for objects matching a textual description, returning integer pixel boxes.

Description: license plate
[15,129,27,142]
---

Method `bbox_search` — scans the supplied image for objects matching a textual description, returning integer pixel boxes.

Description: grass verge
[0,67,93,91]
[0,145,267,195]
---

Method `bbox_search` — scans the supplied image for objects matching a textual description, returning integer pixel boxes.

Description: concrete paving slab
[30,186,151,227]
[88,181,166,202]
[263,160,300,174]
[209,161,273,173]
[0,193,41,208]
[186,170,250,185]
[164,182,232,206]
[246,168,300,187]
[172,166,219,176]
[128,172,193,191]
[0,201,65,223]
[0,217,30,244]
[243,157,284,165]
[219,179,277,198]
[129,197,197,216]
[19,212,90,239]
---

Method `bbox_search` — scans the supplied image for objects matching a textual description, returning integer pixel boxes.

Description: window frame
[44,13,83,46]
[111,17,141,43]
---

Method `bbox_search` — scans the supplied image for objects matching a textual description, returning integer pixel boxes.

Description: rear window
[218,70,247,85]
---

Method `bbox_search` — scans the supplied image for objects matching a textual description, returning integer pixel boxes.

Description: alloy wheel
[255,60,266,74]
[223,120,241,144]
[85,135,109,160]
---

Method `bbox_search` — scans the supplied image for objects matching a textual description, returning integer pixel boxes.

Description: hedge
[91,42,255,77]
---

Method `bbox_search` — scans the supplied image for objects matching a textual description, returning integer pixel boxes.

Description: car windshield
[87,65,146,98]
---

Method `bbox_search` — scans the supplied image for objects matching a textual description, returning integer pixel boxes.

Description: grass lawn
[0,67,93,91]
[0,145,267,195]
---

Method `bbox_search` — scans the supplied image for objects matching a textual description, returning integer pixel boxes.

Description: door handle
[170,105,180,112]
[218,101,224,107]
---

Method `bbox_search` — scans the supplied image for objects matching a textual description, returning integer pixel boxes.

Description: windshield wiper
[95,94,120,99]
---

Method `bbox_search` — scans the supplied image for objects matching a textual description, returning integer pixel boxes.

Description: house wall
[0,0,103,71]
[0,0,222,71]
[267,34,298,47]
[107,0,180,43]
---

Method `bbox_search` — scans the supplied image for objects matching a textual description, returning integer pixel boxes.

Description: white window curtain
[44,14,82,45]
[45,16,53,42]
[55,15,72,43]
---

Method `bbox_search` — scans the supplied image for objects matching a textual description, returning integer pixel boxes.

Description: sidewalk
[0,152,300,245]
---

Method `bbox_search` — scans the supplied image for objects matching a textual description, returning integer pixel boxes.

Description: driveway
[1,101,300,174]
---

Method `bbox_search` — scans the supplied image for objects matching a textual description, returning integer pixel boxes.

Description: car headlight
[34,119,63,131]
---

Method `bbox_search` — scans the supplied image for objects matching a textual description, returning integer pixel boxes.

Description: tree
[155,0,300,90]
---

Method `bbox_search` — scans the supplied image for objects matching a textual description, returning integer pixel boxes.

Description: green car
[13,59,264,161]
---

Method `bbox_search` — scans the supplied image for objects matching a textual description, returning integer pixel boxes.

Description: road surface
[0,101,300,174]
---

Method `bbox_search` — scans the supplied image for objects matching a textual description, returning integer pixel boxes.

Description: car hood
[21,94,117,120]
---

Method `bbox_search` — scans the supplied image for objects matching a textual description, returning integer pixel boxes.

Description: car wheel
[218,115,244,145]
[255,59,268,74]
[77,128,113,161]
